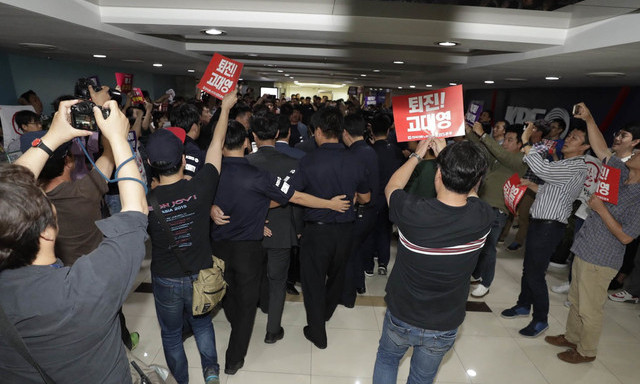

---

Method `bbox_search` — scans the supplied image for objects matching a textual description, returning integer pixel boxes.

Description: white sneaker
[608,290,639,304]
[471,284,490,298]
[470,276,483,284]
[548,262,568,269]
[551,281,571,294]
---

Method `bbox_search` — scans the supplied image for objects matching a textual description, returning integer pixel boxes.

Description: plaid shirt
[572,156,640,270]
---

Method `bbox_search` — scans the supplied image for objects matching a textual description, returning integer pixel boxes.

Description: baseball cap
[146,127,185,170]
[20,130,71,159]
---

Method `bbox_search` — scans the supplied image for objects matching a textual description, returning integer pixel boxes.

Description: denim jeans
[152,275,219,384]
[472,208,508,286]
[373,310,457,384]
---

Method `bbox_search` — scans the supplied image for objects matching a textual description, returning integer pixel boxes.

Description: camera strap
[0,303,56,384]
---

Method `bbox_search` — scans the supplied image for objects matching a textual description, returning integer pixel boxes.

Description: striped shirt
[524,152,587,224]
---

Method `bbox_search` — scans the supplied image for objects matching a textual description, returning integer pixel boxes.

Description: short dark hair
[343,114,366,137]
[619,122,640,145]
[571,126,590,147]
[315,107,343,139]
[371,113,392,137]
[0,164,57,271]
[276,114,291,140]
[39,154,72,182]
[436,141,488,194]
[251,115,279,141]
[230,103,252,120]
[170,103,200,133]
[52,95,75,112]
[15,110,40,129]
[505,126,523,144]
[482,110,493,119]
[551,118,566,131]
[19,90,37,101]
[279,103,293,117]
[224,120,248,150]
[150,162,182,177]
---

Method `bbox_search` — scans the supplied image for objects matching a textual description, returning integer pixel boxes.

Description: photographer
[0,100,148,382]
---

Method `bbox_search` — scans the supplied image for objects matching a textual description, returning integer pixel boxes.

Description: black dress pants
[212,240,264,366]
[300,222,354,345]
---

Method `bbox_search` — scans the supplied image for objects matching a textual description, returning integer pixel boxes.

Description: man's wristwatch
[31,137,53,157]
[409,152,422,162]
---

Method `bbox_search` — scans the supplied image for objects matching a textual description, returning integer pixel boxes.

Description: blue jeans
[152,275,219,384]
[373,310,457,384]
[472,208,507,286]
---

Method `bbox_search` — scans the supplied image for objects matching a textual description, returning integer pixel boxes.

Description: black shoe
[356,287,366,294]
[224,360,244,375]
[303,326,327,349]
[264,327,285,344]
[286,284,300,295]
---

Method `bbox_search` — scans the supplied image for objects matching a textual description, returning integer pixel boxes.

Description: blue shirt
[291,142,369,223]
[211,157,294,241]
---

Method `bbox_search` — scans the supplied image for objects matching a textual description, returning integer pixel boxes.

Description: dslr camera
[74,77,123,105]
[71,101,110,131]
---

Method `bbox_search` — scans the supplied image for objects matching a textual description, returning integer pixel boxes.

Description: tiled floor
[126,236,640,384]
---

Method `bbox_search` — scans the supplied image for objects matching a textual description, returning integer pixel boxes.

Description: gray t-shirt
[0,211,148,383]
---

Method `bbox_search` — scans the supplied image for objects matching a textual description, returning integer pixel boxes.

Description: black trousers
[300,222,354,345]
[212,239,264,365]
[342,205,378,306]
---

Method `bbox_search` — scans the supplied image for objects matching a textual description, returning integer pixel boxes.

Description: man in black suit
[246,114,303,344]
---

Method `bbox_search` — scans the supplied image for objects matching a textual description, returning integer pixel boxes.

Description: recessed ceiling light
[247,53,259,57]
[409,85,416,88]
[425,84,432,87]
[587,71,626,78]
[93,54,106,58]
[202,28,226,36]
[284,74,289,77]
[393,61,404,64]
[361,74,367,77]
[398,86,403,89]
[187,69,195,73]
[277,70,284,73]
[373,69,380,73]
[484,80,495,84]
[545,76,560,80]
[449,82,457,86]
[436,41,459,47]
[153,63,163,67]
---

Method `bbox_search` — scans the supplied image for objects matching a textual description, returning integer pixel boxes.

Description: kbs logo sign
[197,53,243,100]
[392,85,465,142]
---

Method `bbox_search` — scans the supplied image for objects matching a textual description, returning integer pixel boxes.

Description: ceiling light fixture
[393,61,404,64]
[373,69,380,73]
[277,70,284,73]
[203,28,226,36]
[93,54,106,58]
[247,53,258,57]
[436,41,459,47]
[153,63,163,67]
[425,84,432,87]
[449,82,457,86]
[361,74,367,77]
[587,71,625,78]
[484,80,495,84]
[187,69,195,73]
[398,86,403,89]
[18,42,57,51]
[545,76,560,80]
[284,74,289,76]
[409,85,416,88]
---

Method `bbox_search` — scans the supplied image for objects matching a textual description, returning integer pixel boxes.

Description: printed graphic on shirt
[158,194,198,248]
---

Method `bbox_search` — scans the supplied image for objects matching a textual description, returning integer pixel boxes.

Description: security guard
[290,107,371,349]
[340,114,379,307]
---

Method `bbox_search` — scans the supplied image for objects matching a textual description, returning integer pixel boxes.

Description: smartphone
[572,104,580,115]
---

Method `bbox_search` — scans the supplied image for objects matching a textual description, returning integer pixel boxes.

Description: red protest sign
[503,173,527,215]
[115,73,133,93]
[595,164,621,204]
[131,87,144,105]
[392,85,465,142]
[197,53,243,100]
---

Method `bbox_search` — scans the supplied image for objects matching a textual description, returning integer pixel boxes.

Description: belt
[530,218,560,225]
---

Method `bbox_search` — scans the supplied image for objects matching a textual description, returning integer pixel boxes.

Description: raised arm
[574,102,612,162]
[385,139,431,206]
[206,89,238,172]
[15,100,92,177]
[94,101,148,215]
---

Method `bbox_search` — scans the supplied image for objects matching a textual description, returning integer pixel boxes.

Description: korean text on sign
[391,84,465,142]
[197,53,244,100]
[503,173,527,215]
[595,164,621,204]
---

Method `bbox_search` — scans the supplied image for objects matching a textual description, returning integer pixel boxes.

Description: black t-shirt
[184,136,205,178]
[211,157,294,241]
[385,190,495,331]
[148,163,219,277]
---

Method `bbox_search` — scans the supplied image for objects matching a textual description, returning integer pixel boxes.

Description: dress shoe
[264,327,285,344]
[557,348,595,364]
[303,326,327,349]
[356,287,366,294]
[224,360,244,375]
[544,334,577,349]
[286,284,300,295]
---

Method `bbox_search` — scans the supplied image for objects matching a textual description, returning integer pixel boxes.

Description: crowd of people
[1,81,639,384]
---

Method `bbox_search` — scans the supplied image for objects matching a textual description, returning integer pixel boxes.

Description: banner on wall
[503,173,527,215]
[595,164,621,204]
[392,85,465,142]
[0,105,36,157]
[197,53,244,100]
[115,73,133,93]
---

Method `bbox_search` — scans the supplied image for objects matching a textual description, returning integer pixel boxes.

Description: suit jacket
[246,146,302,248]
[275,141,306,159]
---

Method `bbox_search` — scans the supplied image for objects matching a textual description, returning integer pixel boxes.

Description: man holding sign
[544,103,640,364]
[465,122,528,298]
